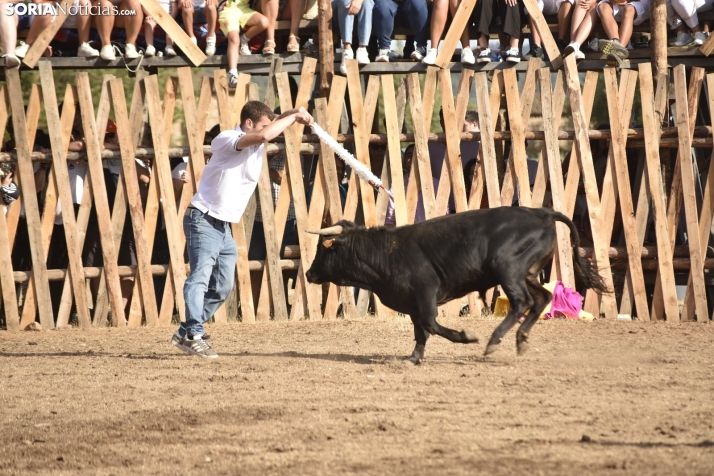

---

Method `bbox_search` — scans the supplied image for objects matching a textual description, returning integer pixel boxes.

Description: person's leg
[0,5,18,64]
[204,0,217,37]
[571,4,597,44]
[405,0,429,49]
[569,0,590,40]
[356,0,374,48]
[473,0,494,48]
[335,0,352,50]
[118,0,143,46]
[597,1,619,39]
[429,0,449,49]
[201,222,238,323]
[94,0,116,48]
[23,2,56,47]
[557,0,573,41]
[499,0,522,59]
[260,0,278,46]
[288,0,307,50]
[450,0,471,49]
[242,11,268,39]
[226,29,240,72]
[77,0,93,44]
[372,0,397,51]
[181,1,196,36]
[618,3,635,46]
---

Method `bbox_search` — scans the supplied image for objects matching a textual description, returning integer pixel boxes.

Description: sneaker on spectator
[172,332,218,359]
[145,45,156,57]
[124,43,140,59]
[340,48,354,75]
[476,48,491,63]
[77,42,99,58]
[190,36,198,46]
[588,38,599,51]
[376,48,391,62]
[100,44,116,61]
[461,47,475,64]
[598,38,628,58]
[2,54,20,68]
[206,35,216,55]
[694,31,707,45]
[411,45,427,61]
[15,41,29,58]
[422,48,438,65]
[165,45,176,57]
[355,46,370,65]
[563,41,579,57]
[672,31,694,46]
[574,48,585,60]
[228,72,239,89]
[504,47,521,63]
[525,44,543,59]
[240,41,251,55]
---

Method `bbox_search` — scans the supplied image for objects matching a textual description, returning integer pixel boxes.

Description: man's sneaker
[15,41,29,58]
[504,47,521,63]
[410,45,427,61]
[476,48,491,63]
[672,31,694,46]
[100,44,116,61]
[145,44,156,57]
[165,45,176,57]
[340,48,353,75]
[240,39,251,55]
[355,46,370,64]
[376,48,391,62]
[205,35,217,55]
[422,48,438,64]
[461,47,475,64]
[172,333,218,359]
[526,44,543,59]
[694,31,707,45]
[124,43,140,59]
[228,72,239,89]
[77,42,99,58]
[599,38,629,58]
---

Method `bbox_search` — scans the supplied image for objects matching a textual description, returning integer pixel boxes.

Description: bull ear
[322,238,336,248]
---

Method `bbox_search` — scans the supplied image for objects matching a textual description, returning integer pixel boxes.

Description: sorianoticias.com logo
[5,2,136,16]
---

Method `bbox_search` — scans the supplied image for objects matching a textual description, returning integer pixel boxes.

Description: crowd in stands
[1,0,711,72]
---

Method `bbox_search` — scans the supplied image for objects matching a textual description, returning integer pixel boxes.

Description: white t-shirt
[190,126,263,223]
[171,157,189,180]
[55,160,87,225]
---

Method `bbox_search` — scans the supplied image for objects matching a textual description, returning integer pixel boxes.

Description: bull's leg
[413,298,480,346]
[516,275,553,355]
[484,281,533,356]
[404,323,430,365]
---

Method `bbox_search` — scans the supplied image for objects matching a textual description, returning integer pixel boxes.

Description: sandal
[262,39,276,55]
[287,34,300,53]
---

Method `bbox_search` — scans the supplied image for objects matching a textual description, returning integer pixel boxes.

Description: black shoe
[526,44,544,59]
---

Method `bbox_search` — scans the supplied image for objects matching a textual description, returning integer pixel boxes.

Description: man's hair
[240,101,276,125]
[465,110,479,124]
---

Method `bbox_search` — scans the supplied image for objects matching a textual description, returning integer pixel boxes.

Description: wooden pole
[317,0,334,97]
[650,0,668,79]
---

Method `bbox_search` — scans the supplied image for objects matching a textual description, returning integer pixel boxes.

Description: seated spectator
[284,0,319,53]
[564,0,599,59]
[178,0,218,55]
[1,163,18,215]
[594,0,650,67]
[423,0,475,64]
[170,156,191,202]
[15,0,99,58]
[472,0,524,63]
[143,0,178,57]
[334,0,373,75]
[667,0,711,45]
[0,0,21,67]
[373,0,429,62]
[93,0,144,60]
[219,0,273,87]
[527,0,574,58]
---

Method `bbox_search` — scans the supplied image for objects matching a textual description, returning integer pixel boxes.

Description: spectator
[564,0,599,59]
[472,0,524,63]
[373,0,429,62]
[423,0,475,64]
[463,158,488,209]
[527,0,574,58]
[143,0,178,57]
[594,0,650,67]
[284,0,311,53]
[335,0,373,75]
[170,156,191,202]
[1,163,18,215]
[219,0,273,87]
[93,0,144,60]
[0,0,21,67]
[667,0,711,46]
[178,0,218,55]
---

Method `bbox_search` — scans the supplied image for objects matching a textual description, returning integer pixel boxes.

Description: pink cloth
[545,281,583,320]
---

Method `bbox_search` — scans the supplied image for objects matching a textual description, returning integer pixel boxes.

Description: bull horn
[306,225,343,236]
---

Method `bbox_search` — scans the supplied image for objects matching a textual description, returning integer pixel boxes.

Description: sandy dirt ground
[1,316,713,475]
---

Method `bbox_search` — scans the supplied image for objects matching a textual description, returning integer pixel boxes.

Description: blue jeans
[372,0,428,50]
[180,208,237,337]
[333,0,374,46]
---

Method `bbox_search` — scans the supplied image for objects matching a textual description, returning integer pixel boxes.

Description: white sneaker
[355,46,370,65]
[422,48,438,65]
[190,36,197,46]
[694,31,707,45]
[476,48,491,63]
[165,45,176,57]
[77,42,99,58]
[574,48,585,60]
[15,41,29,58]
[145,44,156,57]
[239,39,251,55]
[375,48,390,62]
[124,43,140,59]
[100,44,116,61]
[340,48,353,75]
[673,31,694,46]
[504,47,521,63]
[205,35,216,55]
[461,47,475,64]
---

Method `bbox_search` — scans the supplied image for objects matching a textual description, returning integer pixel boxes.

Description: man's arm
[235,107,314,150]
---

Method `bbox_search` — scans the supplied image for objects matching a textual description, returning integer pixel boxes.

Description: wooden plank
[521,0,563,69]
[21,1,70,68]
[434,0,478,68]
[6,68,55,329]
[76,72,126,326]
[264,57,283,109]
[502,69,532,207]
[699,31,714,56]
[474,72,502,208]
[673,65,708,322]
[231,73,251,129]
[139,0,207,66]
[382,75,408,227]
[603,67,650,321]
[0,196,19,330]
[406,73,437,219]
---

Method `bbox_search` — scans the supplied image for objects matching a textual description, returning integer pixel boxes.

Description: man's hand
[346,0,363,15]
[504,0,517,7]
[295,107,314,126]
[180,170,190,183]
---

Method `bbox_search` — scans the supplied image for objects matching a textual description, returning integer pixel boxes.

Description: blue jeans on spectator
[372,0,428,50]
[333,0,374,46]
[180,208,237,337]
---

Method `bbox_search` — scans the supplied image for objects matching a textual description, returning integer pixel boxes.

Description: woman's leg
[77,0,92,43]
[205,0,217,36]
[93,0,116,47]
[557,0,573,42]
[449,0,471,48]
[571,4,597,44]
[226,29,240,72]
[372,0,398,50]
[260,0,278,42]
[356,0,374,47]
[288,0,307,48]
[618,3,635,45]
[243,12,269,39]
[429,0,449,48]
[181,2,196,36]
[0,6,19,64]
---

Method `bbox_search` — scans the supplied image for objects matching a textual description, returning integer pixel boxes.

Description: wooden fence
[1,56,714,329]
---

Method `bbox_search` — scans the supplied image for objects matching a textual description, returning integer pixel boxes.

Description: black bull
[305,207,608,364]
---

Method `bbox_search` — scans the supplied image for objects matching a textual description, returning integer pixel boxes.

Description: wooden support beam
[139,0,207,66]
[434,0,477,68]
[317,0,334,97]
[21,1,70,68]
[521,0,563,69]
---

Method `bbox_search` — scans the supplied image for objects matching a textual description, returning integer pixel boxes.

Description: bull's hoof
[484,343,499,356]
[402,356,422,365]
[517,340,530,356]
[461,330,479,343]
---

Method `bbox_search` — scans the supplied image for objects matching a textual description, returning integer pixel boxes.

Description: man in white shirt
[172,100,313,359]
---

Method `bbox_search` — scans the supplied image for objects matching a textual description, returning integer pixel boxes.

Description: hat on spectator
[106,119,118,134]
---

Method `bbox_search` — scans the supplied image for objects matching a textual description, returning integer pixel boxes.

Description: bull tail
[550,211,611,294]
